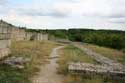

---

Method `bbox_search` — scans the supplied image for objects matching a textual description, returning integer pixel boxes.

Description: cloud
[56,0,125,17]
[17,8,69,17]
[0,0,6,4]
[0,0,125,30]
[0,0,8,5]
[109,18,125,24]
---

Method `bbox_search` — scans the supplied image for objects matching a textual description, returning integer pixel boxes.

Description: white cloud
[0,0,125,30]
[0,0,7,4]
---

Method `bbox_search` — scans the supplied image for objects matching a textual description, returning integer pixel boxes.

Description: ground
[57,43,125,83]
[0,41,125,83]
[31,46,64,83]
[0,41,60,83]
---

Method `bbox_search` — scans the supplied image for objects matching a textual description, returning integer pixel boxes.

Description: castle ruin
[0,20,48,59]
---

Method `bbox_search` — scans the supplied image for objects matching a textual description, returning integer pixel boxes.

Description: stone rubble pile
[2,56,30,69]
[69,62,125,75]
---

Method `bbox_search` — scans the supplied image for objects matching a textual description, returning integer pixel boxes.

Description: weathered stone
[68,62,125,77]
[0,20,49,60]
[72,42,125,70]
[0,20,49,41]
[0,20,11,59]
[69,42,125,78]
[3,56,30,69]
[0,48,10,59]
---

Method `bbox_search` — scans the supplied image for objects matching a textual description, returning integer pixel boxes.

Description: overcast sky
[0,0,125,30]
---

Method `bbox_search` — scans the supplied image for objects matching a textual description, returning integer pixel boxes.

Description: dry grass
[58,45,96,74]
[57,44,125,83]
[83,44,125,63]
[11,41,61,76]
[0,41,60,83]
[57,45,102,83]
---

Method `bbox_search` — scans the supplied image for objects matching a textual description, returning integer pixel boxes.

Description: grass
[0,64,29,83]
[58,44,125,83]
[57,45,96,74]
[0,41,60,83]
[83,44,125,64]
[122,48,125,53]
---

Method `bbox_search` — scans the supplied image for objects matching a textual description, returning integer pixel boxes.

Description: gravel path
[32,46,64,83]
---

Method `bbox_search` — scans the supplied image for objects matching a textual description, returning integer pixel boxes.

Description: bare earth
[32,46,64,83]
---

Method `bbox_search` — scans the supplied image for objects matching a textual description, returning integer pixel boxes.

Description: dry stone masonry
[0,20,48,59]
[0,20,48,41]
[69,42,125,78]
[0,20,11,59]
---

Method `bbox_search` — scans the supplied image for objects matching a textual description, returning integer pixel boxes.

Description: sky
[0,0,125,30]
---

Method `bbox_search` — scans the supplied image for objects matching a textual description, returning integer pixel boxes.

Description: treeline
[68,29,125,49]
[45,29,125,50]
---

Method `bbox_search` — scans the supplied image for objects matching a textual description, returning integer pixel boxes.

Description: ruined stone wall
[0,20,12,34]
[25,32,48,41]
[0,20,49,59]
[0,20,11,59]
[0,40,11,59]
[37,33,48,41]
[11,27,26,41]
[25,32,34,40]
[0,20,26,41]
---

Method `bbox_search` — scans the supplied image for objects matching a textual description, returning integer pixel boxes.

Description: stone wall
[25,32,33,41]
[0,20,26,41]
[0,40,11,48]
[0,40,11,59]
[0,20,49,59]
[25,32,48,41]
[0,20,11,59]
[36,33,48,41]
[11,28,26,41]
[0,20,48,41]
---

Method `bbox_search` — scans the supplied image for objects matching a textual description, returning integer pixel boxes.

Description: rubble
[69,43,125,78]
[69,62,125,76]
[2,56,30,69]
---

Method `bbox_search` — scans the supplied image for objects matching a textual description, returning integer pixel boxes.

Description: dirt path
[32,46,64,83]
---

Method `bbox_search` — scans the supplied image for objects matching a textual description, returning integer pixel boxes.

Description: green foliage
[122,49,125,53]
[0,64,29,83]
[46,29,125,50]
[47,29,68,39]
[68,29,125,50]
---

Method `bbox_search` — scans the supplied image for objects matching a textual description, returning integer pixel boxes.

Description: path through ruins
[32,46,64,83]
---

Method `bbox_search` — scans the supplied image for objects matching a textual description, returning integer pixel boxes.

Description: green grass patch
[0,64,29,83]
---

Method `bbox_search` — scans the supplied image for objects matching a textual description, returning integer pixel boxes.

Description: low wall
[0,40,11,60]
[68,62,125,78]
